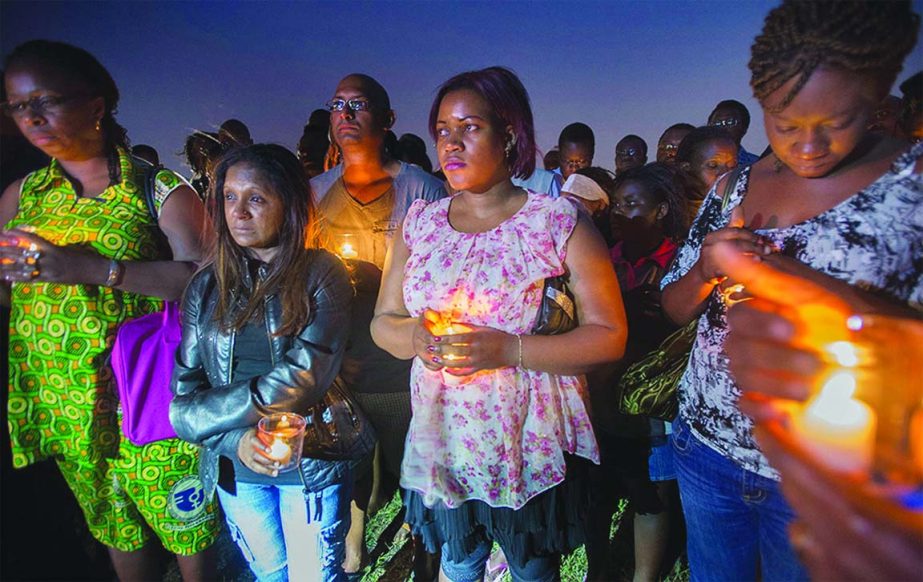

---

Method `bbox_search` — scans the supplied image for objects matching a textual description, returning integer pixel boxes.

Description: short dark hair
[398,133,433,173]
[660,123,695,140]
[558,122,595,153]
[617,134,648,157]
[429,66,537,179]
[708,100,751,132]
[131,144,160,166]
[675,126,736,167]
[219,119,252,146]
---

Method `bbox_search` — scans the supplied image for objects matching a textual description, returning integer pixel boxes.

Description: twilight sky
[3,1,922,175]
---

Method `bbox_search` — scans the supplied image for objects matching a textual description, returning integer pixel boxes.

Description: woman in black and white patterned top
[660,2,922,580]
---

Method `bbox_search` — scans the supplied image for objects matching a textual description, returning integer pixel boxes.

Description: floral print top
[399,192,600,509]
[661,143,923,480]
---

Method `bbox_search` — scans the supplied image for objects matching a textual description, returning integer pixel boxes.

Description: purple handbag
[111,301,181,446]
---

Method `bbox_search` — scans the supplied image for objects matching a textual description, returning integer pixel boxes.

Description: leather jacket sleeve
[171,270,212,400]
[170,253,352,446]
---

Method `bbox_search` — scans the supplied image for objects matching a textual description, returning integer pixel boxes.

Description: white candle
[792,369,877,474]
[268,437,293,464]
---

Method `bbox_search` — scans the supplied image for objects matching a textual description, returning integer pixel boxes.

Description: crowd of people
[1,1,921,581]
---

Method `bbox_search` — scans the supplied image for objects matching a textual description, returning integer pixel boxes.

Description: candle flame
[809,371,861,426]
[826,341,860,368]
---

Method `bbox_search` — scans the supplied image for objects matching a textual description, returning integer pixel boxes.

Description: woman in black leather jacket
[170,144,354,582]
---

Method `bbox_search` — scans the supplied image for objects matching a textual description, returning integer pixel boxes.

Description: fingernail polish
[426,345,435,354]
[433,336,442,343]
[431,356,441,364]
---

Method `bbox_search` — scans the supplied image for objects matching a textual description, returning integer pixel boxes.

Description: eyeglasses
[658,143,679,152]
[325,98,371,113]
[561,158,591,169]
[616,148,640,158]
[710,118,740,128]
[1,94,86,118]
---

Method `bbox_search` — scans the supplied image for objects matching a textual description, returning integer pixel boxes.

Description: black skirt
[404,455,591,569]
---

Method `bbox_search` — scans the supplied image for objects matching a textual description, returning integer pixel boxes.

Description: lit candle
[791,366,877,474]
[339,241,358,260]
[424,310,474,384]
[257,413,305,471]
[268,437,293,465]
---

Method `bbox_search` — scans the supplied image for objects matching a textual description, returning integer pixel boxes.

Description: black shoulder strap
[141,162,164,222]
[720,166,743,213]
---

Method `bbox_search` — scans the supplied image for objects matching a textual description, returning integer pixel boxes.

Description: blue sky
[3,1,922,173]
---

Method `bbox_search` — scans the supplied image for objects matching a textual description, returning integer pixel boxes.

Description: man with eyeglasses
[614,134,648,175]
[656,123,694,165]
[707,99,760,166]
[557,122,595,179]
[310,73,445,581]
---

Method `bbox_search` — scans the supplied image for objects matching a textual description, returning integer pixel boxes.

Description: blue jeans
[440,538,559,582]
[217,480,351,582]
[672,416,809,582]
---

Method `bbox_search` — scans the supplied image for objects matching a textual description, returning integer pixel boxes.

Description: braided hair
[749,1,919,112]
[5,40,129,183]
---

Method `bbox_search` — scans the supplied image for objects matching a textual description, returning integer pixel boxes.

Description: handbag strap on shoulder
[720,166,743,213]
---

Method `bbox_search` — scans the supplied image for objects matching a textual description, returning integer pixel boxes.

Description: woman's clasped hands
[414,309,519,375]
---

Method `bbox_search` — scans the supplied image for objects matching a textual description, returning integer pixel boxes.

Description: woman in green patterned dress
[0,41,220,580]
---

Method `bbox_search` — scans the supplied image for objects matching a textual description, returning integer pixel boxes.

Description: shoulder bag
[111,161,177,446]
[617,167,743,421]
[532,274,578,335]
[301,378,377,461]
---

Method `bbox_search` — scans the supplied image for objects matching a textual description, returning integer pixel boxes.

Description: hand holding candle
[420,309,525,380]
[422,309,475,382]
[715,241,922,482]
[256,413,306,473]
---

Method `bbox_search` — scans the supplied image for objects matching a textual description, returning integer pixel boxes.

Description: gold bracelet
[105,259,125,287]
[517,334,524,369]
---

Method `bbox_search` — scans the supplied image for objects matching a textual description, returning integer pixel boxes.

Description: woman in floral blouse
[372,66,626,581]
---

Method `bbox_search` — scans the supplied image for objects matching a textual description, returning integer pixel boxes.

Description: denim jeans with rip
[218,479,352,582]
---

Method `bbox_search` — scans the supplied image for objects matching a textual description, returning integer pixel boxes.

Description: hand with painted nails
[0,228,94,285]
[713,241,878,422]
[413,310,446,371]
[436,325,518,376]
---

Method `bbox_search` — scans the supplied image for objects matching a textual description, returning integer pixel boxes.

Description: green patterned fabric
[5,148,219,552]
[6,148,183,467]
[56,438,220,554]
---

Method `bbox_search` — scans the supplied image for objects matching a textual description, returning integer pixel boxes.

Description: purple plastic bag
[111,301,181,446]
